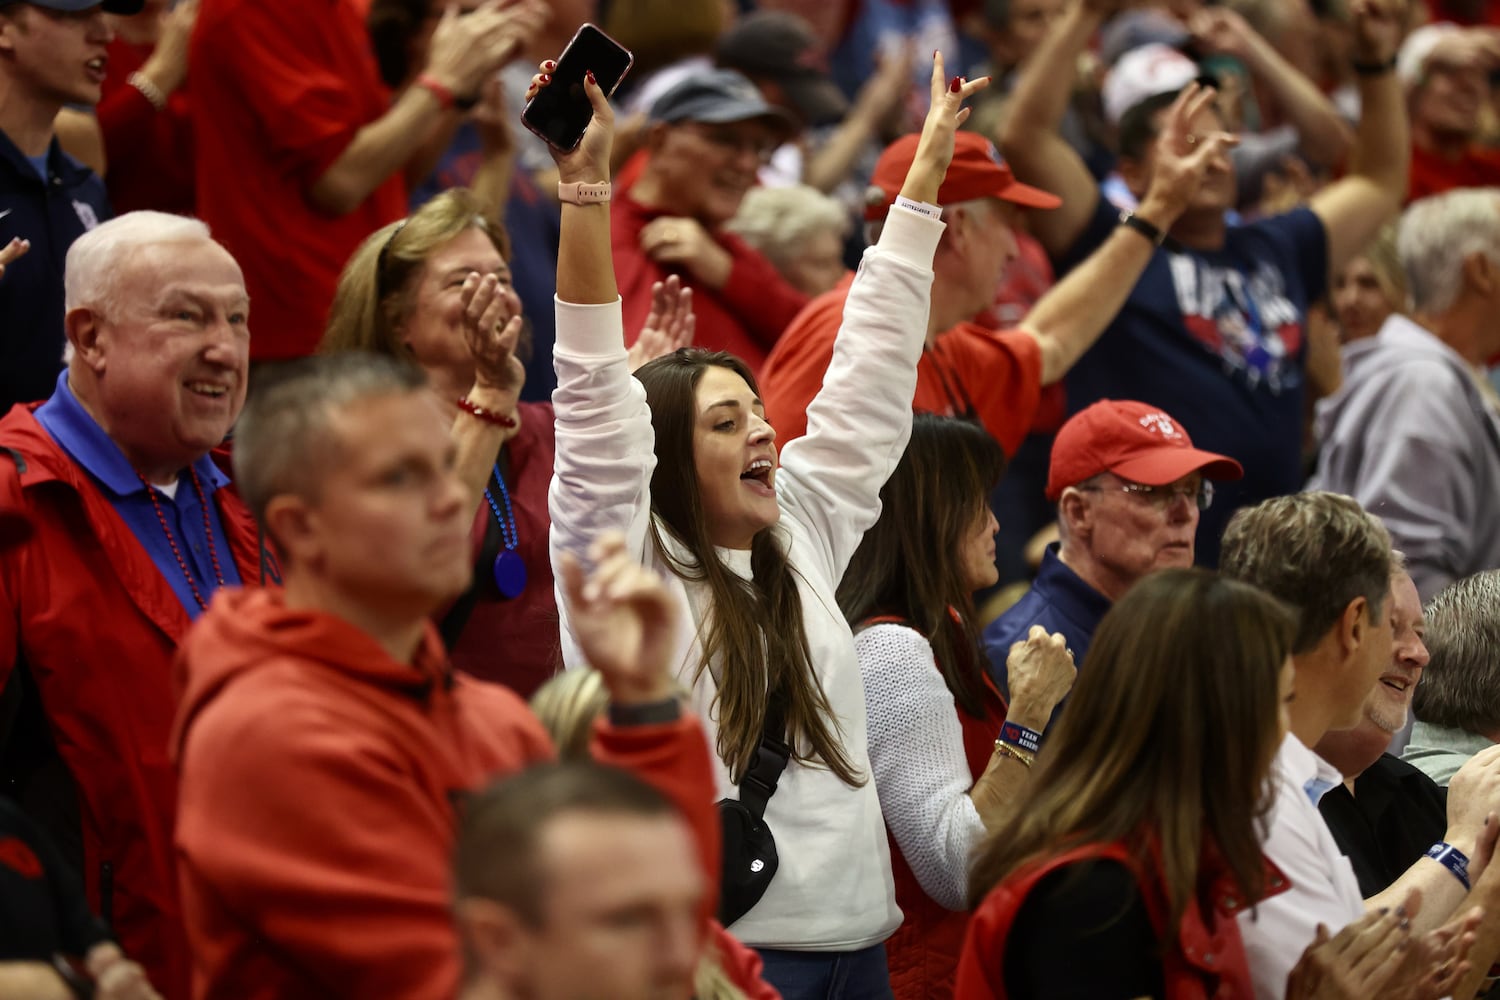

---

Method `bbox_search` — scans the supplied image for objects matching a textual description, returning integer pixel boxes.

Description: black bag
[716,694,790,927]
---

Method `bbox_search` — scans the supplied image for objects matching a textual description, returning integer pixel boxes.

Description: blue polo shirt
[982,543,1111,735]
[0,131,112,414]
[34,373,242,619]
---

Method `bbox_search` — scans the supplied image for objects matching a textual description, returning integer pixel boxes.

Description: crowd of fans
[6,0,1500,997]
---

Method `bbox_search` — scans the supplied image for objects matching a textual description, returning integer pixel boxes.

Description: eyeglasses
[684,125,779,165]
[1077,479,1215,511]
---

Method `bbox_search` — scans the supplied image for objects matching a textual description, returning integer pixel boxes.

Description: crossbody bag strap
[736,687,791,820]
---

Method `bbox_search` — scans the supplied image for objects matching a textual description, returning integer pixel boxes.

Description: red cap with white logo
[1046,399,1244,501]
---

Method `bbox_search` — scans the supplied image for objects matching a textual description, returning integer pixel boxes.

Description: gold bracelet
[994,740,1035,769]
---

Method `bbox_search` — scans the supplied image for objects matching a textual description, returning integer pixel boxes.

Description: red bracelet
[456,397,517,428]
[415,73,456,111]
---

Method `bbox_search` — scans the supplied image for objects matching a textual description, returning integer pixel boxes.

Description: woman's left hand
[460,271,526,399]
[627,274,696,372]
[896,52,990,206]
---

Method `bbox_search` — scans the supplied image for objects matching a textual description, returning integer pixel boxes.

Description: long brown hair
[838,414,1005,717]
[967,569,1294,936]
[634,349,863,787]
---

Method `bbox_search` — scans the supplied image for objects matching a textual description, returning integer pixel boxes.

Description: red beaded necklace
[137,467,226,610]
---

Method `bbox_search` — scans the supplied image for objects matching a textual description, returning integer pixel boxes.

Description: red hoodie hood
[171,587,450,761]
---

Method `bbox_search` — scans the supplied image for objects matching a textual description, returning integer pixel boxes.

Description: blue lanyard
[483,463,518,552]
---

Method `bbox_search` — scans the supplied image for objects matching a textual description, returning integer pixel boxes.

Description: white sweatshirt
[549,205,944,950]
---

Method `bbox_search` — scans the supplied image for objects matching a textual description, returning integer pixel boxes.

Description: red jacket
[0,405,263,1000]
[612,193,808,374]
[956,838,1289,1000]
[171,587,723,1000]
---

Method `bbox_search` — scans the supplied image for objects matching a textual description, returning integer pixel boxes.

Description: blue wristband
[999,721,1043,755]
[1425,842,1472,891]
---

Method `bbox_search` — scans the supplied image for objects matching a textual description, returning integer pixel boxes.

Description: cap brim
[996,179,1062,210]
[683,103,799,137]
[780,75,850,128]
[1111,448,1244,486]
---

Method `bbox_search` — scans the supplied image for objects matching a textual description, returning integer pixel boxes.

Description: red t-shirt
[97,38,195,215]
[760,272,1044,456]
[612,193,809,374]
[190,0,407,361]
[1408,141,1500,204]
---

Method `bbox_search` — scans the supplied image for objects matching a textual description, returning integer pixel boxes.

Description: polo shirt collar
[36,371,229,498]
[1277,732,1343,806]
[1034,543,1112,622]
[0,130,91,187]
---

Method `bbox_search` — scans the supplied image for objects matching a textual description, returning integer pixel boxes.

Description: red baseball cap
[1045,400,1243,501]
[863,131,1061,221]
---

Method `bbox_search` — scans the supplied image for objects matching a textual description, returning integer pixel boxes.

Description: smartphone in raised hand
[521,23,634,152]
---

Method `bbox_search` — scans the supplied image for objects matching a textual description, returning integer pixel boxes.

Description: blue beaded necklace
[484,461,527,599]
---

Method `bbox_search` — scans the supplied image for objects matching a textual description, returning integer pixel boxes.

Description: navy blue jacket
[0,132,111,413]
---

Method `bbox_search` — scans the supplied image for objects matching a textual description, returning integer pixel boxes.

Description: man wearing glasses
[615,68,807,372]
[983,399,1241,730]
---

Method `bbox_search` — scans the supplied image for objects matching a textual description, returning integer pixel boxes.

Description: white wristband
[894,195,942,219]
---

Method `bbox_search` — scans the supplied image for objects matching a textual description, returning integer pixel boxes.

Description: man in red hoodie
[172,353,719,1000]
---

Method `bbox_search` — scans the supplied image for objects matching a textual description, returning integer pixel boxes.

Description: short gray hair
[725,185,850,273]
[64,211,214,317]
[1413,570,1500,734]
[1398,188,1500,315]
[1220,492,1393,654]
[234,353,428,539]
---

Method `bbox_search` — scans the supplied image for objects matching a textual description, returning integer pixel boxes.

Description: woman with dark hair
[526,53,989,998]
[955,569,1410,999]
[838,413,1076,999]
[320,188,691,696]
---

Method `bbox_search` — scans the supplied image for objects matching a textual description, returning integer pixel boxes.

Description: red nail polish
[540,73,551,83]
[586,70,596,85]
[932,48,939,59]
[949,76,962,93]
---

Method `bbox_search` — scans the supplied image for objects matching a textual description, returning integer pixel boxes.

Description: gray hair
[64,211,214,317]
[1220,492,1393,654]
[1412,570,1500,734]
[725,185,850,274]
[1398,188,1500,315]
[233,352,428,537]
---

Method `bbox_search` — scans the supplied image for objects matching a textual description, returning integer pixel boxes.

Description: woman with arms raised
[519,52,987,999]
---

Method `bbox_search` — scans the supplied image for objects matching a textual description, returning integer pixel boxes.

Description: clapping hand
[560,532,680,707]
[627,275,696,372]
[459,271,526,424]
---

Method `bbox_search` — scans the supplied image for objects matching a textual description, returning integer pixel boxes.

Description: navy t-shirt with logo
[1055,197,1328,565]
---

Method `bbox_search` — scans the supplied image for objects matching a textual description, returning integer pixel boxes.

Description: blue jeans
[754,944,894,1000]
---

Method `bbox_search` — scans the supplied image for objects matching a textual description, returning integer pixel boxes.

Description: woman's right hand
[1284,908,1409,999]
[896,51,990,206]
[1004,625,1076,731]
[526,63,615,184]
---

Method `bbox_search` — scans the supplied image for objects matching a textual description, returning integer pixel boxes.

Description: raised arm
[781,55,977,575]
[997,0,1108,256]
[1023,84,1237,383]
[1190,7,1354,170]
[1307,0,1409,275]
[541,68,657,598]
